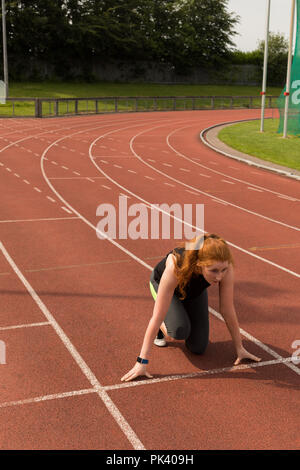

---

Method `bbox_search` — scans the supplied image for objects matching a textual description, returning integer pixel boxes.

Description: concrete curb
[200,118,300,181]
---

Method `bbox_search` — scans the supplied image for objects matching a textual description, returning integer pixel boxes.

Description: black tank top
[153,247,210,300]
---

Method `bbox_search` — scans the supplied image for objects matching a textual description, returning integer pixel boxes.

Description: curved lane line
[87,120,299,277]
[129,124,300,232]
[165,123,300,202]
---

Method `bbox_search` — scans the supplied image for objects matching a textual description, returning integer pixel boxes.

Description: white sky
[227,0,294,51]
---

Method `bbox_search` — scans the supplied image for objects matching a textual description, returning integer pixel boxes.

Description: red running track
[0,109,299,450]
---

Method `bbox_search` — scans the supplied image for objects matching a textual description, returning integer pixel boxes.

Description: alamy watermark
[291,339,300,365]
[0,80,6,105]
[0,340,6,364]
[96,196,204,248]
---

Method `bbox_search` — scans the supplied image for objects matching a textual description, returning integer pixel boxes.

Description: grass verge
[9,82,282,98]
[218,118,300,171]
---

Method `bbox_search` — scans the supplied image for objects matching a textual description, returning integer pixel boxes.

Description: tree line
[1,0,238,79]
[0,0,288,85]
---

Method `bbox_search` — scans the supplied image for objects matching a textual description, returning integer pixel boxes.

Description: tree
[174,0,239,70]
[1,0,241,80]
[257,32,289,86]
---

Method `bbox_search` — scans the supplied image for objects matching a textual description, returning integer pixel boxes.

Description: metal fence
[0,95,279,118]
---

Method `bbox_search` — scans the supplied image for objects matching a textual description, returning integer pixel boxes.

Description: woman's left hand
[234,346,261,365]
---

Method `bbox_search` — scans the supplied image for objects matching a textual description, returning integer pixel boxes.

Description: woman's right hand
[121,362,153,382]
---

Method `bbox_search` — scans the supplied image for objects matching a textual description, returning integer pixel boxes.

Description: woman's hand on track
[234,346,261,366]
[121,363,153,382]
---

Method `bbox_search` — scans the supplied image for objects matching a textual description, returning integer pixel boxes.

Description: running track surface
[0,109,299,450]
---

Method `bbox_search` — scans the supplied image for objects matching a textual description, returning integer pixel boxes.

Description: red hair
[172,233,234,300]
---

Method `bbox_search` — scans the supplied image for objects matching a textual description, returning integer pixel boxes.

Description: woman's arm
[121,255,178,382]
[219,265,261,364]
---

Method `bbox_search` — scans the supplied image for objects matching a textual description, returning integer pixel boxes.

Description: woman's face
[198,261,229,285]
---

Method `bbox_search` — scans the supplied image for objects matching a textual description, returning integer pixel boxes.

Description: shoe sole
[154,338,167,347]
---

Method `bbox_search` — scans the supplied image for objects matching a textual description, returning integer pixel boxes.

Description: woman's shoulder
[166,252,176,268]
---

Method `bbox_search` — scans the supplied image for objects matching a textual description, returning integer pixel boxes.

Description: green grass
[0,81,282,117]
[218,118,300,171]
[9,81,282,98]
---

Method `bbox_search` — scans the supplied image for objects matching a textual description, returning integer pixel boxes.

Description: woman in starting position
[121,233,261,382]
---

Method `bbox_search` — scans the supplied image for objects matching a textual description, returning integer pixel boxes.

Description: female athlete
[121,233,261,382]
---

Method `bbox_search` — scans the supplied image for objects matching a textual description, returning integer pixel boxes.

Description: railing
[0,95,279,118]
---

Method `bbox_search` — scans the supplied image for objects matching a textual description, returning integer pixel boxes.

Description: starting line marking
[0,357,296,410]
[105,356,298,391]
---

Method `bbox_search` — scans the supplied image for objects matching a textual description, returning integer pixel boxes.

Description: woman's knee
[166,319,191,340]
[171,324,191,340]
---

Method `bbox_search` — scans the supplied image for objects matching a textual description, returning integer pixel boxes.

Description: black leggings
[150,270,209,355]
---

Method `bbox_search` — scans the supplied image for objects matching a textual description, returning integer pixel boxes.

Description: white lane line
[86,178,95,182]
[101,185,111,190]
[14,173,20,177]
[186,190,199,195]
[113,164,122,169]
[211,199,228,206]
[105,357,298,391]
[132,125,300,232]
[179,168,190,172]
[49,177,106,180]
[199,173,211,178]
[73,171,81,176]
[210,307,300,375]
[51,161,58,165]
[6,167,11,172]
[144,176,155,180]
[34,187,42,192]
[61,206,73,214]
[128,169,137,174]
[164,182,175,187]
[62,166,69,170]
[278,195,297,202]
[23,179,30,184]
[46,196,56,203]
[167,124,300,202]
[0,356,296,410]
[0,388,96,409]
[0,241,146,450]
[0,217,79,223]
[90,122,300,278]
[247,187,263,192]
[0,322,50,331]
[93,155,129,159]
[163,163,173,167]
[222,179,235,185]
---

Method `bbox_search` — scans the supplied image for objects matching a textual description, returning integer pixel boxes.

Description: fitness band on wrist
[137,356,149,364]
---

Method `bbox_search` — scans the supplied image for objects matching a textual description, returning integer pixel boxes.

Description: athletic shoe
[154,329,167,347]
